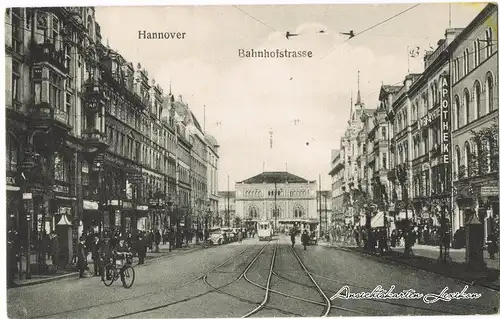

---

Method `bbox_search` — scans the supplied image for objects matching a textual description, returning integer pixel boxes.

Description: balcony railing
[31,42,68,73]
[82,128,107,143]
[29,103,71,130]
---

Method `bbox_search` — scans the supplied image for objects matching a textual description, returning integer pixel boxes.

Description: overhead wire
[232,5,277,32]
[291,4,423,80]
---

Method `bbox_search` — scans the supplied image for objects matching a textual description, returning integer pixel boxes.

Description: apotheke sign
[441,74,450,164]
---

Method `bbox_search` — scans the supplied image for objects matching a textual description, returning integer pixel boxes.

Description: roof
[205,134,219,148]
[239,171,312,184]
[218,191,236,198]
[381,85,403,94]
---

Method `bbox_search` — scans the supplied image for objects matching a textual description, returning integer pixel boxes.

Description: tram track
[34,243,260,319]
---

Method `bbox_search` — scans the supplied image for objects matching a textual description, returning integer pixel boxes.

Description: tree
[468,123,499,177]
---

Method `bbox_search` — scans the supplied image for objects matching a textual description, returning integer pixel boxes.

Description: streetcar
[257,221,272,241]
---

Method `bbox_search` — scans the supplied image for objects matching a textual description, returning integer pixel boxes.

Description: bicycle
[102,252,135,288]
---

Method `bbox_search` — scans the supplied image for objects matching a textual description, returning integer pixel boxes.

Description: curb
[9,246,206,289]
[10,272,80,289]
[331,245,500,291]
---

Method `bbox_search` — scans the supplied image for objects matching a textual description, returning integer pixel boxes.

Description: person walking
[290,228,296,248]
[301,230,309,251]
[238,229,243,243]
[137,234,147,265]
[77,237,87,278]
[91,235,101,276]
[168,228,176,252]
[154,229,161,253]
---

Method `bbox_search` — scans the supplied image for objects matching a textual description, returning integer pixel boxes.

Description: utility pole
[319,174,322,238]
[274,181,278,229]
[226,175,229,227]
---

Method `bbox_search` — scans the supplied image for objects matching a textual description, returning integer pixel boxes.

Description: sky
[94,2,487,190]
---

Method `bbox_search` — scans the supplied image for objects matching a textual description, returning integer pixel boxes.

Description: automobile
[207,228,224,245]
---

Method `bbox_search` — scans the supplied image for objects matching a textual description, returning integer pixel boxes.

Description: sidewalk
[9,242,204,289]
[319,240,500,290]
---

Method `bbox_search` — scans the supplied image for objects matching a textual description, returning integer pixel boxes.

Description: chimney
[445,28,463,43]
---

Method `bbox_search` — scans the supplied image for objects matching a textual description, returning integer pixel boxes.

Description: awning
[371,211,385,228]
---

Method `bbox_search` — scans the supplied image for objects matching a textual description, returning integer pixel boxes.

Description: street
[8,235,498,318]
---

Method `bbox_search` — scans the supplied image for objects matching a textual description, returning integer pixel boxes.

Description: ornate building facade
[5,6,220,277]
[235,172,318,231]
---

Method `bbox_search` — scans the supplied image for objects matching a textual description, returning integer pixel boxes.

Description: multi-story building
[377,85,403,215]
[450,4,498,240]
[188,116,208,231]
[235,172,318,232]
[205,134,220,227]
[170,96,193,228]
[6,7,107,274]
[329,149,344,225]
[5,7,221,277]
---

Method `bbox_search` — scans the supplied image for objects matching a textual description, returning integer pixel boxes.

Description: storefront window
[54,152,69,182]
[6,136,18,172]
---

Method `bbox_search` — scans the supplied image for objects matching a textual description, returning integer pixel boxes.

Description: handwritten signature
[330,285,482,304]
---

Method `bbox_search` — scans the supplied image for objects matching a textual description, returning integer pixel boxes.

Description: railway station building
[235,171,318,232]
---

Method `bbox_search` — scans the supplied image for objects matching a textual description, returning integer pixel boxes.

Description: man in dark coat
[77,237,87,278]
[301,230,309,251]
[91,236,101,276]
[137,234,147,264]
[290,228,296,248]
[168,228,176,252]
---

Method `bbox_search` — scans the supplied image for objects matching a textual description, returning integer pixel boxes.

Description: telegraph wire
[232,5,277,32]
[290,4,422,80]
[354,4,421,39]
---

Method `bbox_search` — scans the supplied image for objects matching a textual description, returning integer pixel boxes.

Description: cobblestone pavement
[7,236,499,318]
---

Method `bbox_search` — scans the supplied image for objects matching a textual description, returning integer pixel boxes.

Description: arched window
[464,142,472,177]
[464,89,471,124]
[486,28,493,58]
[474,81,482,119]
[453,95,460,130]
[486,73,494,112]
[293,204,304,218]
[54,152,70,182]
[454,145,461,180]
[248,206,258,219]
[6,135,18,172]
[463,49,470,75]
[474,39,480,67]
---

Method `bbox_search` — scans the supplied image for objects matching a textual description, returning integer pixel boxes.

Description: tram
[257,221,273,241]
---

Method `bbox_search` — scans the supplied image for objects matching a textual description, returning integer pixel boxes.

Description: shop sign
[123,201,132,209]
[480,186,499,197]
[58,206,72,215]
[109,200,120,206]
[83,200,98,210]
[440,74,450,165]
[137,205,148,211]
[53,185,69,193]
[22,192,33,200]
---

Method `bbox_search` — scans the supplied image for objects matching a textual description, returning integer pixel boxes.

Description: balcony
[83,80,106,113]
[82,128,109,152]
[31,42,68,74]
[29,102,72,133]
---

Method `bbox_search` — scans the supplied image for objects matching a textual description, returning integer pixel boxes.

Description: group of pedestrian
[289,227,310,250]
